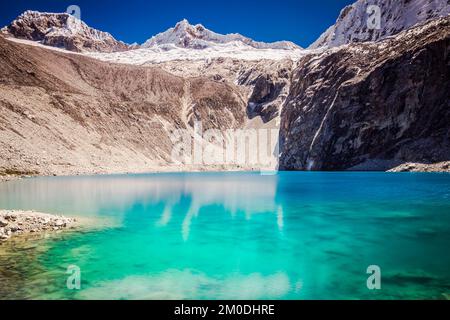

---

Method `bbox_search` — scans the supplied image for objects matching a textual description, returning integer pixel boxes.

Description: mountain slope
[309,0,450,49]
[1,10,130,52]
[147,57,295,124]
[281,16,450,171]
[0,34,247,176]
[0,12,298,147]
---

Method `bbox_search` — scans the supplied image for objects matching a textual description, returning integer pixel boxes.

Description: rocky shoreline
[0,161,449,184]
[0,210,77,241]
[388,161,450,173]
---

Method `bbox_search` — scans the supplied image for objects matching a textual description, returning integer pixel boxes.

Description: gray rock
[54,220,66,227]
[280,17,450,171]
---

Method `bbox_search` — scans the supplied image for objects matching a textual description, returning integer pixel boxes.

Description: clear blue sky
[0,0,355,47]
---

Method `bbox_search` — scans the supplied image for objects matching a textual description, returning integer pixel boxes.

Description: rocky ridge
[143,19,301,50]
[310,0,450,49]
[1,10,130,52]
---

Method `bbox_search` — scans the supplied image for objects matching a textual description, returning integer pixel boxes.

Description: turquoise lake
[0,172,449,299]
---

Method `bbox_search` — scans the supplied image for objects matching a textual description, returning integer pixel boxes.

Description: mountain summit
[142,19,301,50]
[1,10,130,52]
[1,12,301,55]
[309,0,450,49]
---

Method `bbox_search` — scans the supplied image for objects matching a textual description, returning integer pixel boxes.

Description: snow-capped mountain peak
[142,19,302,50]
[309,0,450,49]
[1,12,304,62]
[1,10,130,52]
[86,19,305,64]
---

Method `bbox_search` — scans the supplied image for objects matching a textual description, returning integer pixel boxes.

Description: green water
[0,172,449,300]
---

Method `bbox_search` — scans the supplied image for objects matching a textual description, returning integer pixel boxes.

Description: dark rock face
[244,63,292,123]
[280,17,450,171]
[247,74,287,123]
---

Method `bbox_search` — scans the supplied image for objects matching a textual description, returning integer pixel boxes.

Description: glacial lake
[0,172,449,300]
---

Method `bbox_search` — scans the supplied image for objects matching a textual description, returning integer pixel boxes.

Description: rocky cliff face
[1,11,130,52]
[242,61,293,123]
[0,35,246,176]
[280,17,450,171]
[310,0,450,49]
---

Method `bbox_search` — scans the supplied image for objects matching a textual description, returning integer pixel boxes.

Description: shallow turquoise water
[0,172,449,299]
